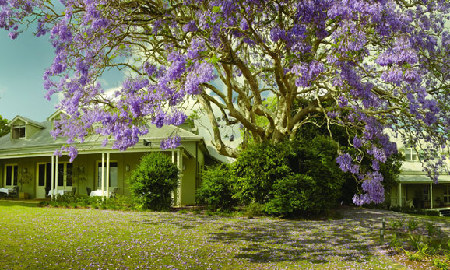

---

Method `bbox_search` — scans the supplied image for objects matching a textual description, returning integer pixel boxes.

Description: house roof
[9,115,45,129]
[399,174,450,183]
[0,115,209,159]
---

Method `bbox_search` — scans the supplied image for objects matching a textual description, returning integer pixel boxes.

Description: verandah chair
[9,186,19,198]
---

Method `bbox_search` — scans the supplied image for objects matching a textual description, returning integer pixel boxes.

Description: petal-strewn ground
[0,201,448,269]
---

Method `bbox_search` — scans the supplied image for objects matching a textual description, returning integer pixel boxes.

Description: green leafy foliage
[196,164,237,211]
[233,141,292,205]
[386,217,450,266]
[233,136,346,217]
[265,137,346,216]
[129,152,178,211]
[293,114,403,206]
[0,115,9,137]
[264,174,314,216]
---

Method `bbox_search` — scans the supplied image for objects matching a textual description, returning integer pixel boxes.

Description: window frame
[57,162,73,188]
[4,164,18,187]
[96,161,119,189]
[404,148,419,161]
[12,126,26,139]
[37,162,73,188]
[444,185,450,204]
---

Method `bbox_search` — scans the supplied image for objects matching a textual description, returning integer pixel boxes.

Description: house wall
[390,183,450,208]
[0,146,205,204]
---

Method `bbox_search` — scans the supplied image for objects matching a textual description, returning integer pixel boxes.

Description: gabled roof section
[9,115,45,129]
[47,110,68,122]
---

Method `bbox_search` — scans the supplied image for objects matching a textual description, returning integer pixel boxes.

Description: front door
[36,163,51,198]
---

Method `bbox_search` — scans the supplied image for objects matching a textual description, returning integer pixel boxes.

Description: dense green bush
[233,136,346,216]
[264,174,313,216]
[233,141,292,204]
[266,137,346,216]
[129,152,178,211]
[196,164,237,211]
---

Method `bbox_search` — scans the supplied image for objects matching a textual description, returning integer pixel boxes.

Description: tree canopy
[1,0,449,204]
[0,115,9,137]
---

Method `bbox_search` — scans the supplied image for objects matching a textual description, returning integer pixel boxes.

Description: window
[404,148,419,161]
[5,164,18,187]
[38,163,52,187]
[97,162,118,189]
[444,185,450,204]
[37,163,71,189]
[12,126,25,139]
[57,163,73,187]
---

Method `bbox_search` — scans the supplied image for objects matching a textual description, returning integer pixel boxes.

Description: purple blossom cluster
[160,135,181,150]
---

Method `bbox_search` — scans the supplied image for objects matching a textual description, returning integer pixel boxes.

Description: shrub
[129,152,178,211]
[234,136,345,216]
[196,164,237,211]
[233,141,292,204]
[244,202,265,218]
[264,174,312,216]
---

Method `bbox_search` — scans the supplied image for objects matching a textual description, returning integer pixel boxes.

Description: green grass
[0,201,407,269]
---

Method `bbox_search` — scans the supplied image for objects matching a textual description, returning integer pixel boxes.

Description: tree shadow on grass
[130,207,433,265]
[208,218,379,264]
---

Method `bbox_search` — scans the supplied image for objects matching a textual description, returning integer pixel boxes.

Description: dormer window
[9,116,44,140]
[12,126,25,139]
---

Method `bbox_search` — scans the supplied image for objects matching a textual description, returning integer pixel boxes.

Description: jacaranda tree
[1,0,449,205]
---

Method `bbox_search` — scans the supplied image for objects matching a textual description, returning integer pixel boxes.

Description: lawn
[0,201,435,269]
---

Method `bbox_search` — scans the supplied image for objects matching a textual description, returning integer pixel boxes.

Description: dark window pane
[19,127,25,138]
[13,166,18,185]
[46,163,52,187]
[12,127,25,139]
[66,163,73,186]
[6,166,12,186]
[38,164,45,186]
[58,164,64,186]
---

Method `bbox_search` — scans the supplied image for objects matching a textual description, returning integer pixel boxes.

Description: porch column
[398,183,402,207]
[50,155,54,200]
[101,153,105,199]
[106,152,110,198]
[55,155,59,197]
[177,149,183,206]
[171,150,175,205]
[430,183,433,209]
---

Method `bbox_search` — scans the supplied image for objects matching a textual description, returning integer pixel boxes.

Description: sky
[0,29,56,122]
[0,27,123,122]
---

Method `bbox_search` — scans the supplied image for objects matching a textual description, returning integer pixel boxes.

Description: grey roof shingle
[9,115,45,129]
[0,119,203,151]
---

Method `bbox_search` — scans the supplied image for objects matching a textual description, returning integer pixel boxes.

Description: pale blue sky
[0,28,123,122]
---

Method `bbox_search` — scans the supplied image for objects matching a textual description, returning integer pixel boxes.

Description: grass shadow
[0,200,40,208]
[206,209,394,265]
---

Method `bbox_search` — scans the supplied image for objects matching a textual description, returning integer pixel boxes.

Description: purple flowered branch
[1,0,449,205]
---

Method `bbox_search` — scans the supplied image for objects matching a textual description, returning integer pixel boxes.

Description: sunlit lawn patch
[0,201,414,269]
